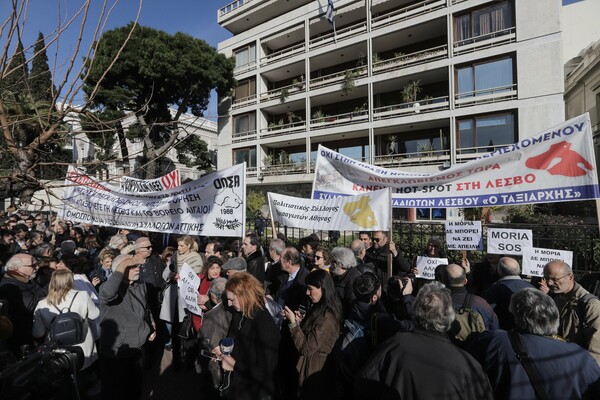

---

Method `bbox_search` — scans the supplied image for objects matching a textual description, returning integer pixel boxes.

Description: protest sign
[120,170,181,193]
[312,114,600,207]
[522,247,573,277]
[445,221,482,250]
[178,264,202,315]
[268,189,390,231]
[415,256,449,280]
[59,164,245,237]
[487,228,533,255]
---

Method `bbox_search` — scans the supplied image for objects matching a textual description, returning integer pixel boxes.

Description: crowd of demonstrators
[3,210,600,400]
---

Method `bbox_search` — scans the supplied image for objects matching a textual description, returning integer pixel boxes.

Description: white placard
[178,263,202,316]
[522,247,574,277]
[415,256,449,280]
[487,228,533,255]
[445,221,482,250]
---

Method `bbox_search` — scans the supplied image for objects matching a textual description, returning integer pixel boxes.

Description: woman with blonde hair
[32,269,100,370]
[219,272,280,400]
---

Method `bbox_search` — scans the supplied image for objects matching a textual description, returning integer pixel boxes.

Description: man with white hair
[469,288,600,399]
[356,281,493,399]
[544,260,600,365]
[99,253,156,400]
[0,253,46,356]
[331,246,362,314]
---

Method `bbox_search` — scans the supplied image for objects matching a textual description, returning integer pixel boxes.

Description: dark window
[458,113,516,153]
[457,57,514,97]
[233,147,256,168]
[455,1,513,43]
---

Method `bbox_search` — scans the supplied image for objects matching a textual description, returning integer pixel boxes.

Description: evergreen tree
[1,40,29,102]
[29,32,54,102]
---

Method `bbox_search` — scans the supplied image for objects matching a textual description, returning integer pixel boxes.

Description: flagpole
[267,193,277,240]
[387,187,393,280]
[333,19,337,43]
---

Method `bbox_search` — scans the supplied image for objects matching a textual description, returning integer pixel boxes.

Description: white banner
[58,164,246,237]
[487,228,533,255]
[445,221,482,250]
[522,247,573,277]
[415,256,448,280]
[120,170,181,193]
[312,114,600,207]
[178,264,202,316]
[268,189,391,231]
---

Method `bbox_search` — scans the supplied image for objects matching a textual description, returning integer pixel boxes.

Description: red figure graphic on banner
[525,141,593,177]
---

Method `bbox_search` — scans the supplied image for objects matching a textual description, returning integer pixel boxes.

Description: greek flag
[326,0,334,24]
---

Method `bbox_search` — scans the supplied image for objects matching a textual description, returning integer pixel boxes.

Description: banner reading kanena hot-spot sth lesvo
[312,113,600,208]
[59,164,246,237]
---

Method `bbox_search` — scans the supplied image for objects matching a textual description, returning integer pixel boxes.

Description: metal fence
[246,219,600,274]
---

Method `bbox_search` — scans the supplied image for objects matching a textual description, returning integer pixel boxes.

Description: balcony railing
[373,45,448,75]
[309,65,367,90]
[372,0,446,30]
[219,0,254,17]
[453,27,516,55]
[374,149,450,167]
[260,43,305,66]
[247,166,258,177]
[310,109,369,130]
[456,143,513,159]
[261,162,308,176]
[232,94,257,110]
[232,129,257,143]
[259,120,306,139]
[309,21,367,49]
[373,96,450,120]
[234,61,256,75]
[455,84,517,108]
[260,81,306,103]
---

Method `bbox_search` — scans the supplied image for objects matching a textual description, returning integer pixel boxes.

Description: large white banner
[268,189,390,231]
[312,114,600,207]
[58,164,246,237]
[445,221,482,250]
[120,170,181,193]
[522,247,573,277]
[487,228,533,255]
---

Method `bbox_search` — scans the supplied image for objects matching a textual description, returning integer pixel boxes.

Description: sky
[0,0,233,121]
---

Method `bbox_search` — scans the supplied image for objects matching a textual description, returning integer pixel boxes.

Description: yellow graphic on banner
[343,196,377,228]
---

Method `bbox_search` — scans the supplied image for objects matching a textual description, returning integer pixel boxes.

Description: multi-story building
[216,0,564,220]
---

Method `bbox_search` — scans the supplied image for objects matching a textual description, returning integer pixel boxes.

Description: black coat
[365,243,410,288]
[334,267,362,315]
[245,251,266,284]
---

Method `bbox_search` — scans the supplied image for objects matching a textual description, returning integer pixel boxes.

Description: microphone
[220,338,234,356]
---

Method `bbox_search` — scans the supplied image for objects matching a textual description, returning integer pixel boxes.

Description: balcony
[372,0,446,30]
[261,161,308,176]
[260,80,306,103]
[232,129,257,144]
[232,94,257,111]
[310,65,367,91]
[373,96,450,120]
[310,109,369,130]
[453,27,516,56]
[373,45,448,75]
[219,0,313,34]
[309,21,367,50]
[234,61,256,75]
[260,42,305,67]
[260,119,306,139]
[455,84,517,108]
[374,149,450,167]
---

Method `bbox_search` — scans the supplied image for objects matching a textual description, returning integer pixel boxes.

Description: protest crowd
[1,209,600,400]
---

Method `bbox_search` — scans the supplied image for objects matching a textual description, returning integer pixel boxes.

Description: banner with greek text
[58,164,245,237]
[178,264,202,315]
[268,189,390,231]
[415,256,449,280]
[522,247,573,277]
[445,221,483,250]
[312,114,600,208]
[120,170,181,193]
[487,228,533,255]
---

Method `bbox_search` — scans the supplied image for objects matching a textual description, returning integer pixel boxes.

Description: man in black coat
[241,233,265,284]
[331,246,362,315]
[365,231,410,288]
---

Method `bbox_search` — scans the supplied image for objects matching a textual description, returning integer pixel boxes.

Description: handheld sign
[522,247,573,277]
[178,263,202,316]
[415,256,449,280]
[445,221,482,251]
[487,228,533,255]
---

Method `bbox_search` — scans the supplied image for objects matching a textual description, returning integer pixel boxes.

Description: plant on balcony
[263,154,273,167]
[372,52,382,65]
[312,110,326,123]
[352,103,368,117]
[341,70,357,96]
[387,135,398,155]
[292,75,305,90]
[417,141,435,158]
[401,80,422,104]
[279,86,290,103]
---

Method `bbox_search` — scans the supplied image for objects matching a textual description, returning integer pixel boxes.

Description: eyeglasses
[140,246,152,250]
[373,238,382,243]
[22,263,38,269]
[314,255,323,260]
[35,219,44,222]
[544,274,569,283]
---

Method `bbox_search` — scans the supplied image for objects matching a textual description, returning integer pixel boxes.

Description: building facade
[217,0,564,220]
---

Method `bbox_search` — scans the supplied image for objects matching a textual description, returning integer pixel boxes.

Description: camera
[0,342,82,400]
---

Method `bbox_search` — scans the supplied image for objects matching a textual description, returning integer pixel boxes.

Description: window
[233,112,256,135]
[457,57,514,97]
[458,113,516,153]
[234,43,256,68]
[417,208,447,221]
[233,147,256,168]
[234,78,256,101]
[455,1,513,43]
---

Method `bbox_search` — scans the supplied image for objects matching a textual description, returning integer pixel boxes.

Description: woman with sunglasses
[312,246,331,273]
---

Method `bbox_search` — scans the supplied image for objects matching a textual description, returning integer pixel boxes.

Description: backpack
[48,292,85,346]
[336,313,379,385]
[451,294,486,343]
[576,292,598,348]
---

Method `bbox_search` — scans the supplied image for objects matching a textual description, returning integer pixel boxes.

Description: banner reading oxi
[59,164,246,237]
[312,113,600,208]
[120,170,181,193]
[268,189,390,231]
